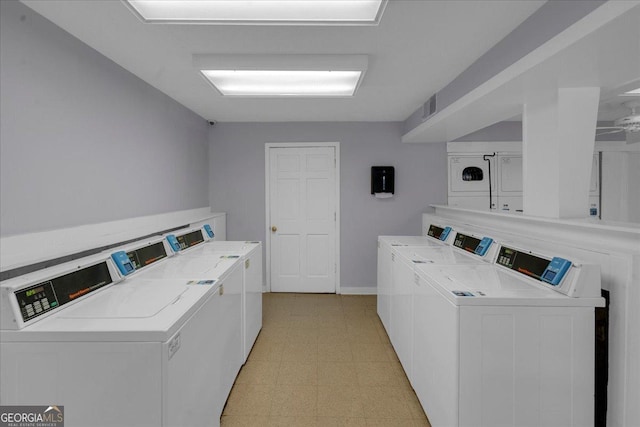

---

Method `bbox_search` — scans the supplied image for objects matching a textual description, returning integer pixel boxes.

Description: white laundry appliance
[451,150,601,216]
[412,244,604,427]
[496,153,523,212]
[0,253,227,427]
[448,154,497,210]
[390,231,495,384]
[117,233,244,404]
[377,224,454,335]
[181,241,262,363]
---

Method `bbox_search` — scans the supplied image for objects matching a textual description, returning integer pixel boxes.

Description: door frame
[264,142,341,294]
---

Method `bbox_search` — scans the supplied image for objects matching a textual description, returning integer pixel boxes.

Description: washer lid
[416,264,601,307]
[395,246,484,265]
[378,235,443,247]
[185,241,260,257]
[137,255,239,280]
[59,280,189,319]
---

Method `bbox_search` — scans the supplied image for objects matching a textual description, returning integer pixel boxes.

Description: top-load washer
[411,243,605,427]
[115,230,244,404]
[377,223,454,334]
[389,231,496,384]
[181,240,263,363]
[0,252,227,427]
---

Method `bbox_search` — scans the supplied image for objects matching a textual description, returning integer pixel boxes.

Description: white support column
[523,87,600,218]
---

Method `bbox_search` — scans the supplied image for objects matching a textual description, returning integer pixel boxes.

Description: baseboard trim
[340,286,377,295]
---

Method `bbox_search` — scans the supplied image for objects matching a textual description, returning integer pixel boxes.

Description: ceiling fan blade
[596,129,625,136]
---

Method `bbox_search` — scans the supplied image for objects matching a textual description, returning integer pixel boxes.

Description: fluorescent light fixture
[621,88,640,96]
[194,54,368,97]
[201,70,362,97]
[124,0,387,25]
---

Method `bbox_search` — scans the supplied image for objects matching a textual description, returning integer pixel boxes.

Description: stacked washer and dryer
[0,224,262,427]
[378,222,605,427]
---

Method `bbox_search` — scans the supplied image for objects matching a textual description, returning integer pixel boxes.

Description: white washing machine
[377,224,454,335]
[113,234,244,404]
[411,244,604,427]
[0,253,227,427]
[182,241,262,363]
[390,231,495,384]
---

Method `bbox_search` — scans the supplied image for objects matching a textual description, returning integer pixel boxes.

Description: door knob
[271,226,277,233]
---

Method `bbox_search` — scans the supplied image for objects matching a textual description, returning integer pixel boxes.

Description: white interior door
[268,146,337,293]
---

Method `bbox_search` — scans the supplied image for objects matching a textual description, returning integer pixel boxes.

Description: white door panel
[269,146,336,293]
[498,155,523,194]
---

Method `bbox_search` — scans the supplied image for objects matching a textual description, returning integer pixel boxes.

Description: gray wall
[209,122,447,289]
[0,1,210,236]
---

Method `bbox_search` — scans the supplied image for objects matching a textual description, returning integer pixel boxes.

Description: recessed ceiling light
[124,0,387,25]
[200,70,363,97]
[621,88,640,96]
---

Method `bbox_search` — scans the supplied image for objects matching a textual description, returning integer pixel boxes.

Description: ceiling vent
[423,94,437,120]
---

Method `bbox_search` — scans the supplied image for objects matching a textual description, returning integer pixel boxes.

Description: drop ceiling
[20,0,545,122]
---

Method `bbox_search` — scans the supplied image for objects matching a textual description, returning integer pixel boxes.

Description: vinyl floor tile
[224,293,431,426]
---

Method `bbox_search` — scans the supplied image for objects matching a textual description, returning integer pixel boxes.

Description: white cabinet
[390,252,415,382]
[219,262,244,403]
[411,275,596,427]
[376,239,393,335]
[412,274,459,427]
[243,245,263,362]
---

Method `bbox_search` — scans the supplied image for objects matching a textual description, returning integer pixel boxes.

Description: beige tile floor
[221,293,431,427]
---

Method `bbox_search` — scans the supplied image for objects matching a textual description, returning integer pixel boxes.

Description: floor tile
[350,342,392,362]
[235,360,281,385]
[359,386,413,419]
[318,385,365,418]
[225,293,430,427]
[223,384,274,416]
[269,416,318,427]
[287,326,319,343]
[271,385,318,417]
[317,417,367,427]
[318,341,353,362]
[220,415,271,427]
[248,339,285,362]
[282,341,318,362]
[347,326,382,343]
[318,327,350,343]
[364,418,416,427]
[276,361,318,385]
[318,362,359,386]
[354,362,404,387]
[258,326,290,343]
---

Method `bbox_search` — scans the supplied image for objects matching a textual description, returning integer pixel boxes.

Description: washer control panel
[497,246,571,286]
[427,224,452,241]
[176,230,205,250]
[453,233,493,256]
[13,261,113,323]
[126,241,167,270]
[15,281,58,323]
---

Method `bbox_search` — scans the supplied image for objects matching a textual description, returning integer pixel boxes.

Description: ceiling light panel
[124,0,387,25]
[201,70,362,97]
[621,88,640,96]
